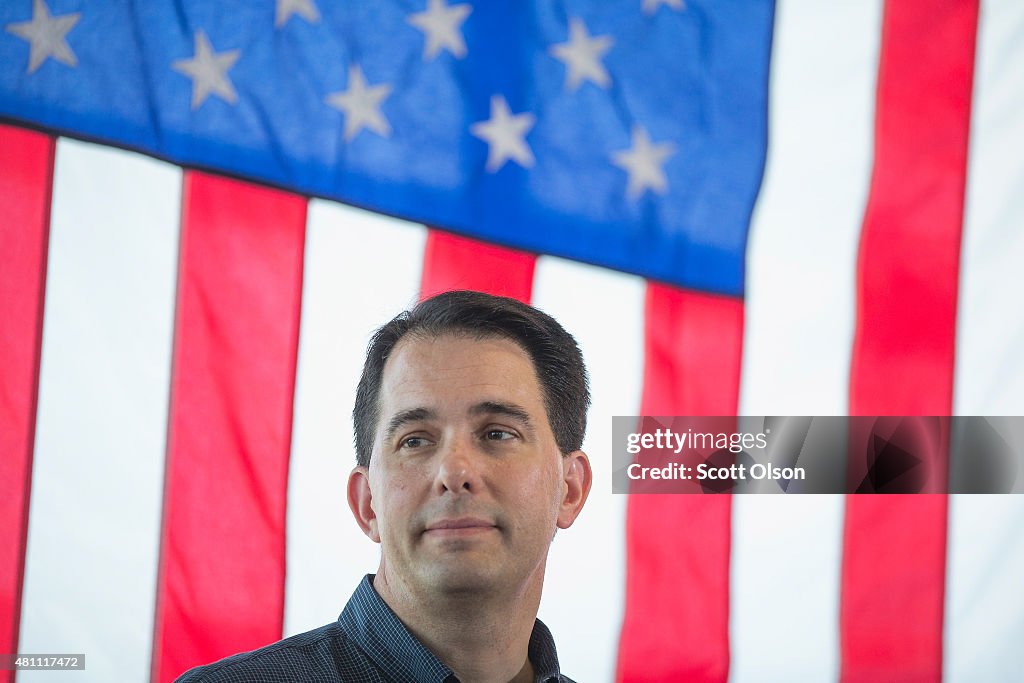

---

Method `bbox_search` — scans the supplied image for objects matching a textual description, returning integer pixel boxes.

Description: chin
[421,562,503,596]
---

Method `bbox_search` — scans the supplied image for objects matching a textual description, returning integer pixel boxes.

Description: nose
[434,435,484,495]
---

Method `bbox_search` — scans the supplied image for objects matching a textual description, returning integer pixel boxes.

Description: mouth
[423,517,499,538]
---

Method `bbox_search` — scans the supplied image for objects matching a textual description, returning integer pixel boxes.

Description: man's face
[348,333,590,598]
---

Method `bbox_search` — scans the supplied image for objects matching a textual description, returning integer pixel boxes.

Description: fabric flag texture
[1,1,1023,682]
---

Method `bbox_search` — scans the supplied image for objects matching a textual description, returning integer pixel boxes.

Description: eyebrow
[470,401,534,430]
[383,407,436,442]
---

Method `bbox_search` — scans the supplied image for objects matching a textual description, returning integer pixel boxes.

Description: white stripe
[730,495,844,683]
[945,496,1024,682]
[731,2,883,681]
[532,257,645,683]
[954,0,1024,417]
[946,1,1024,679]
[284,201,426,636]
[19,140,180,682]
[740,0,881,417]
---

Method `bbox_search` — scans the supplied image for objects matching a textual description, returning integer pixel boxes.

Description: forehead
[378,333,544,416]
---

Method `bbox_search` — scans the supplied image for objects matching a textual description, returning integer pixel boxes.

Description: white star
[643,0,685,16]
[275,0,320,28]
[611,126,676,199]
[407,0,472,60]
[549,18,613,91]
[5,0,80,74]
[470,95,536,172]
[172,31,241,110]
[325,65,393,142]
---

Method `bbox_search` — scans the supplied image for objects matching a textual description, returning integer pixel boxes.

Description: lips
[423,517,498,536]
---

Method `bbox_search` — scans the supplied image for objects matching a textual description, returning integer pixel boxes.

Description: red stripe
[152,173,306,682]
[420,230,536,302]
[844,1,978,680]
[617,284,743,682]
[0,124,54,683]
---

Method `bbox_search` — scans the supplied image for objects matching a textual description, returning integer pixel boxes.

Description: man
[178,290,593,682]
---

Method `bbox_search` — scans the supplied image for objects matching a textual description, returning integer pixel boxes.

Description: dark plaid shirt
[176,575,575,682]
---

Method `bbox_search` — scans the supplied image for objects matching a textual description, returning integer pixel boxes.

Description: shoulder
[174,621,371,683]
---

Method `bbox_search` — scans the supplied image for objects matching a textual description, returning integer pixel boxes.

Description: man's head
[352,290,590,468]
[347,290,592,600]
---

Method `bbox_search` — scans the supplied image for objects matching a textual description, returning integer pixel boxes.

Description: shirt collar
[339,574,564,683]
[526,617,563,682]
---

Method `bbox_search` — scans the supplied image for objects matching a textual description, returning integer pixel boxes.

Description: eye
[400,435,431,450]
[484,429,517,442]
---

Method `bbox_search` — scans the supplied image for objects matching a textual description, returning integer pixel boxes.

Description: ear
[347,466,381,543]
[556,450,592,529]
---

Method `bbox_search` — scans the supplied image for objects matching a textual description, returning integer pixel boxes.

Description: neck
[373,565,544,683]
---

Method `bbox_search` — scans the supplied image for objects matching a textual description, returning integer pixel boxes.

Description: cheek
[371,473,420,530]
[511,463,564,517]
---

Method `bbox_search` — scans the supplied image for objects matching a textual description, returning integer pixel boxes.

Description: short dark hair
[353,290,590,467]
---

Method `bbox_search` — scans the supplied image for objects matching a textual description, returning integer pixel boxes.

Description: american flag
[1,0,1022,681]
